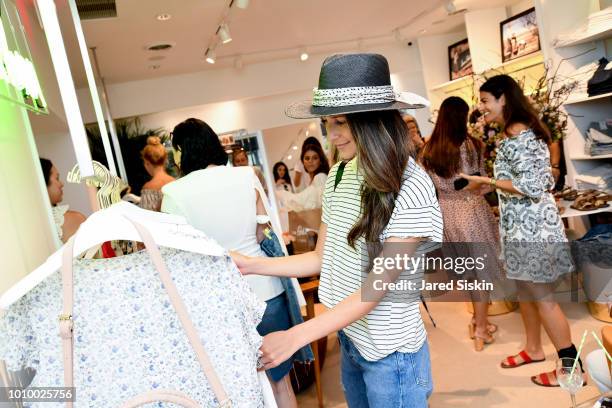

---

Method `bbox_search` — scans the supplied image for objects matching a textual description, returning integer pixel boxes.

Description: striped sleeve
[380,162,443,243]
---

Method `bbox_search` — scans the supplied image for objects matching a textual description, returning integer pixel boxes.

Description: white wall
[77,42,429,127]
[509,0,535,15]
[109,41,432,162]
[0,0,61,294]
[465,8,508,73]
[19,0,92,216]
[261,121,322,176]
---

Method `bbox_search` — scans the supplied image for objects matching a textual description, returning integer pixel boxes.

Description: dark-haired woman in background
[461,75,579,387]
[276,142,329,212]
[419,96,500,351]
[161,118,306,407]
[40,158,86,243]
[273,162,293,192]
[292,136,324,192]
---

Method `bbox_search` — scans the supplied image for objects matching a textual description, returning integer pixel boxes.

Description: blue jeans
[337,330,433,408]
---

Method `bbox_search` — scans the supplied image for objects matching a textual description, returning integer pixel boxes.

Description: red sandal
[531,370,587,388]
[531,370,559,387]
[500,350,545,369]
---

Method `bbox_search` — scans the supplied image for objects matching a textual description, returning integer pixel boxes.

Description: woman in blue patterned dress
[461,75,581,387]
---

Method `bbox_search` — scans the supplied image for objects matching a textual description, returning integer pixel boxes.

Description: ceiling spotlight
[234,0,249,9]
[287,155,293,160]
[299,48,309,61]
[156,13,171,21]
[218,23,232,44]
[205,48,216,64]
[292,146,298,150]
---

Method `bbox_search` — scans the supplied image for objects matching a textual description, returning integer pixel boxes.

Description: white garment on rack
[276,173,327,212]
[161,166,284,302]
[51,205,69,240]
[0,242,272,407]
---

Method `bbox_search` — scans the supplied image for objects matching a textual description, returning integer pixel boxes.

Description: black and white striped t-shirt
[320,156,443,361]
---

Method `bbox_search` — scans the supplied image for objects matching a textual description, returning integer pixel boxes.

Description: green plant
[85,117,173,194]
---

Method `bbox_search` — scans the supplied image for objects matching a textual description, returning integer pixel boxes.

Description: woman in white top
[161,118,298,408]
[233,54,442,407]
[276,142,329,212]
[291,136,325,192]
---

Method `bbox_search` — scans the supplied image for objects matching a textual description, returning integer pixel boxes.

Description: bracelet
[489,178,497,188]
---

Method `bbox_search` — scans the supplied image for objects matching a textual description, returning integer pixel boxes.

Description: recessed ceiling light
[156,13,171,21]
[299,48,308,61]
[287,155,293,160]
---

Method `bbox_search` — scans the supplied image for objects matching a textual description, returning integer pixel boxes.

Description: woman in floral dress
[462,75,580,387]
[420,96,501,352]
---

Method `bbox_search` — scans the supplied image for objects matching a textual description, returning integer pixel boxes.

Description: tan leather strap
[59,217,230,407]
[60,237,76,408]
[119,389,210,408]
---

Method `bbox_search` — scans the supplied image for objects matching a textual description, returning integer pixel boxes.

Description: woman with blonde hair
[140,136,175,211]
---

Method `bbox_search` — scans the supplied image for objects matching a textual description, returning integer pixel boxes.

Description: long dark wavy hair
[40,158,53,186]
[344,110,410,251]
[273,161,292,185]
[171,118,228,176]
[420,96,482,178]
[300,143,330,178]
[480,74,551,143]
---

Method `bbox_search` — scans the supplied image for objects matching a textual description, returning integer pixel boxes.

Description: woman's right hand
[275,179,285,186]
[229,251,252,275]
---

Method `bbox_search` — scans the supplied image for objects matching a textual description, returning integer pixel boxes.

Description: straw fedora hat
[286,53,429,119]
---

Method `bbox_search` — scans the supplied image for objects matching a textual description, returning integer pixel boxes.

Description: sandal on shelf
[530,370,588,388]
[555,187,577,201]
[500,350,545,369]
[570,192,611,211]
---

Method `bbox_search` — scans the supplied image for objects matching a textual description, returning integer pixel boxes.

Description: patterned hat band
[312,85,397,107]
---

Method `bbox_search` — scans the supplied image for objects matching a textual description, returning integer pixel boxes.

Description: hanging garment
[0,227,270,407]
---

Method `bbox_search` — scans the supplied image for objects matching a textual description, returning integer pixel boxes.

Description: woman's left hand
[259,329,301,370]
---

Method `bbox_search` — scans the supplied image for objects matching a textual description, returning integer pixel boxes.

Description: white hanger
[0,202,225,310]
[68,161,128,209]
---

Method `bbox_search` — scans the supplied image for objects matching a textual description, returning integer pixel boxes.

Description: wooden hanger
[0,202,225,310]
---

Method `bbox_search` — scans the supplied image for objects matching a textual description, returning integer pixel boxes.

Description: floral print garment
[494,129,574,282]
[0,247,267,407]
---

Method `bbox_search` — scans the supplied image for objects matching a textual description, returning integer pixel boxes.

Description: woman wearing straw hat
[232,53,442,407]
